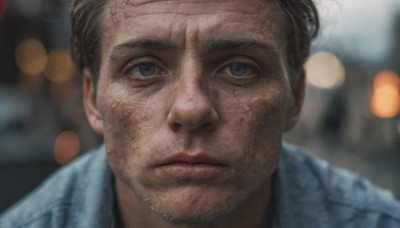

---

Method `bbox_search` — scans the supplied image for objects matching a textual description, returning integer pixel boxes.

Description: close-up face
[84,0,304,223]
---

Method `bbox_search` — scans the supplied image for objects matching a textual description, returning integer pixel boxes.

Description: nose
[167,76,219,132]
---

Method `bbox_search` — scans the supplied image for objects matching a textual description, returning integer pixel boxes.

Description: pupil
[139,63,155,76]
[230,63,246,76]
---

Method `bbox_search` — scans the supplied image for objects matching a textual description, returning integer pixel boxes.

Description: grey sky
[315,0,400,63]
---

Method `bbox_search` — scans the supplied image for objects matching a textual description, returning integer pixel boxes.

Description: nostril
[169,119,214,133]
[201,122,212,130]
[189,121,214,132]
[170,122,182,132]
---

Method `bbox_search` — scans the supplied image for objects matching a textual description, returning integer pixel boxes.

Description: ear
[284,69,305,131]
[83,68,104,135]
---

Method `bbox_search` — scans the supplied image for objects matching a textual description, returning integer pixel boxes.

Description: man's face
[84,0,303,223]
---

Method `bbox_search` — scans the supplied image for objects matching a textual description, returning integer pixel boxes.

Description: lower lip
[156,163,224,180]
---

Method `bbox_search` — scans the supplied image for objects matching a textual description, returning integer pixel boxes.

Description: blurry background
[0,0,399,212]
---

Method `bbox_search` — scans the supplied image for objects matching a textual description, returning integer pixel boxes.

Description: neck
[115,178,274,228]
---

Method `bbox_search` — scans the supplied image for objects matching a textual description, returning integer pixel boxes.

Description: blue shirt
[1,143,400,227]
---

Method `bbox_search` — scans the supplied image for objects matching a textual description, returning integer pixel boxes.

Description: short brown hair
[70,0,319,83]
[70,0,107,82]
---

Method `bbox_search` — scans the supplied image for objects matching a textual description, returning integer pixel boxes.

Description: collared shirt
[1,143,400,227]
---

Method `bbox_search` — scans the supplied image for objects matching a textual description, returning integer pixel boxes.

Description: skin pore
[83,0,305,227]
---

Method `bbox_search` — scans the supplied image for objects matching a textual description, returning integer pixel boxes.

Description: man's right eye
[129,62,161,78]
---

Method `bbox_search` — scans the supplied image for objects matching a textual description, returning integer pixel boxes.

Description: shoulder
[0,145,109,227]
[277,143,400,227]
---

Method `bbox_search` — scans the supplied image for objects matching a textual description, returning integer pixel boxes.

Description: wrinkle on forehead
[105,0,284,22]
[104,0,286,34]
[116,0,268,10]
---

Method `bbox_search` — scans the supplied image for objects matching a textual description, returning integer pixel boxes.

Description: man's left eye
[130,62,161,77]
[223,62,254,77]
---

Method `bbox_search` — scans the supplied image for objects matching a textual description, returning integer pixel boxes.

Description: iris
[229,63,249,77]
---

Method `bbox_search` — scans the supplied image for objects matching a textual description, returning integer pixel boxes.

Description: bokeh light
[15,39,48,76]
[54,131,80,165]
[370,71,400,118]
[305,51,346,90]
[46,49,75,84]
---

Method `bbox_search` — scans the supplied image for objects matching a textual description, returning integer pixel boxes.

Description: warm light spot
[54,131,80,165]
[371,71,400,118]
[373,71,400,90]
[305,51,346,89]
[46,49,75,84]
[15,39,48,76]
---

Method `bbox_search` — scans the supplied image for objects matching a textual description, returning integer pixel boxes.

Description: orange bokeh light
[15,39,48,76]
[46,49,75,84]
[54,131,80,165]
[370,71,400,118]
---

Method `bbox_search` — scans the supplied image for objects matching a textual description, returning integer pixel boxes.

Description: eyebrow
[204,38,280,57]
[108,38,178,61]
[108,37,280,61]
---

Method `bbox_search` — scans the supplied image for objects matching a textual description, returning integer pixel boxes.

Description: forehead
[101,0,288,54]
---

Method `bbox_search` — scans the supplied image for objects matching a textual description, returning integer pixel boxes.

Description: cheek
[221,87,288,173]
[97,84,170,180]
[101,98,139,168]
[226,87,287,139]
[98,90,147,167]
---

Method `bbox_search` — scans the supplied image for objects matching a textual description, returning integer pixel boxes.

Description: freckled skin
[83,0,304,227]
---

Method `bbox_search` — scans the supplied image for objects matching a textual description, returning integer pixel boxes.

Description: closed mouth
[154,153,227,181]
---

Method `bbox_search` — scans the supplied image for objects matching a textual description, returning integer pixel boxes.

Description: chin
[151,204,234,225]
[139,187,248,225]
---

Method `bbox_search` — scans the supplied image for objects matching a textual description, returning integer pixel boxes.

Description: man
[1,0,400,227]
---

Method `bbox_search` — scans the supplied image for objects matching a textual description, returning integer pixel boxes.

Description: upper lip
[154,153,227,167]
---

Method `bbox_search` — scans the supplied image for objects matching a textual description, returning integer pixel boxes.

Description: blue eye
[225,62,253,77]
[131,63,160,77]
